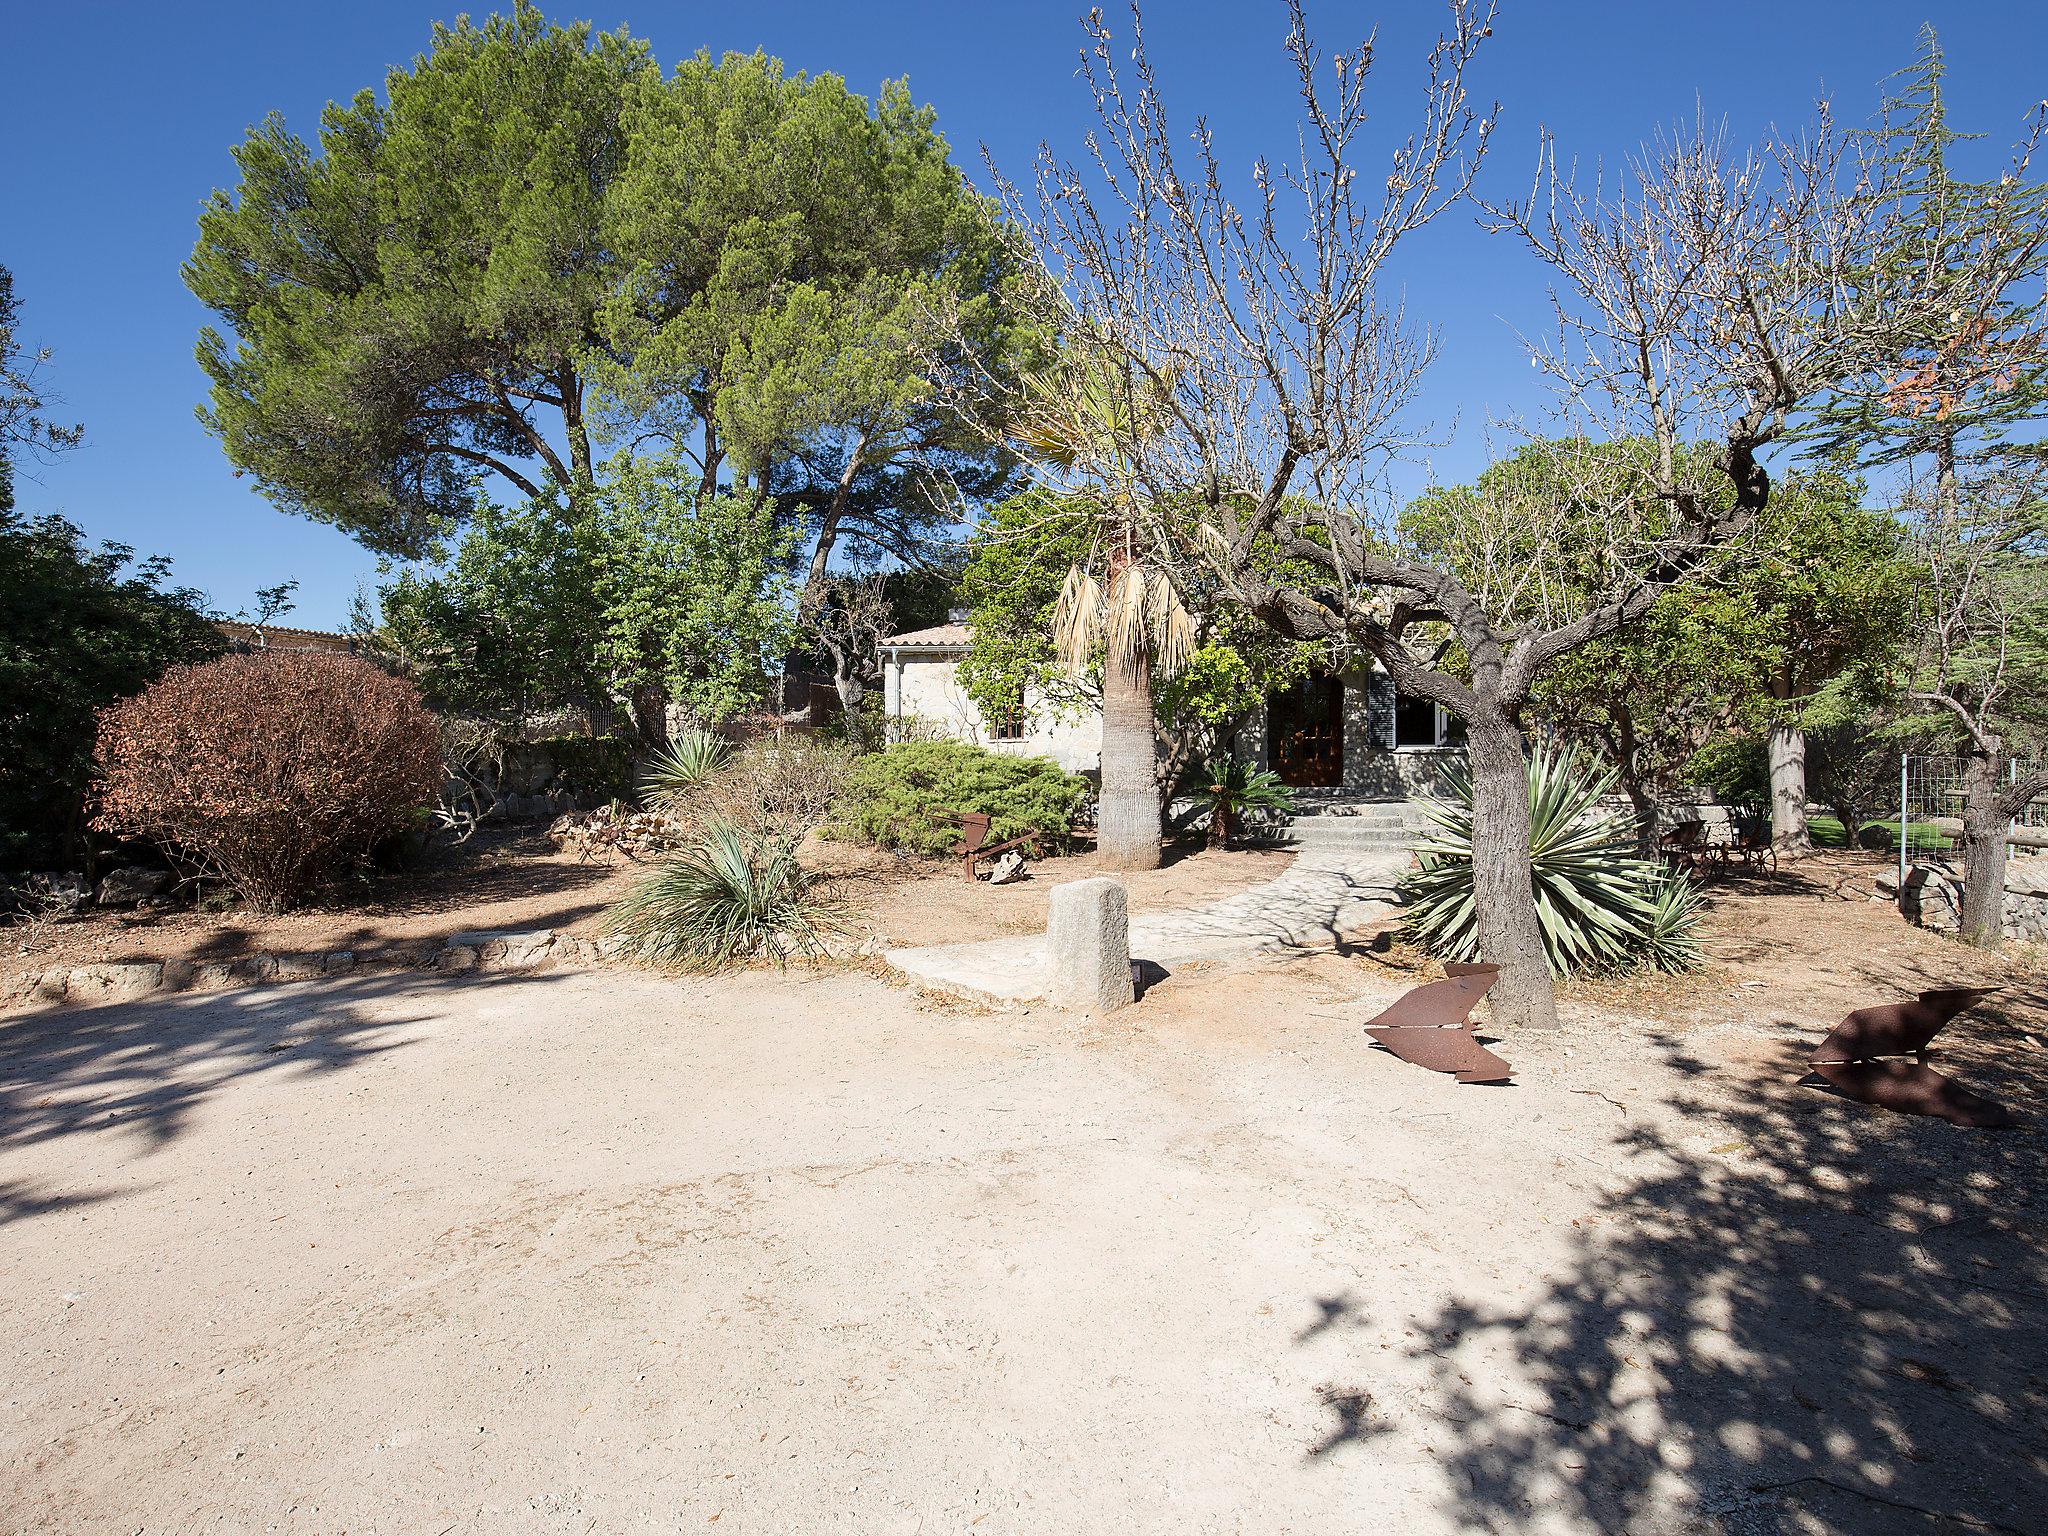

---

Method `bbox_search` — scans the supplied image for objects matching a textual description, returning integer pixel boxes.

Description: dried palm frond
[1052,564,1102,667]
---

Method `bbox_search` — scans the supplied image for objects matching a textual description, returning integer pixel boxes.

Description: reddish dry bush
[94,650,443,910]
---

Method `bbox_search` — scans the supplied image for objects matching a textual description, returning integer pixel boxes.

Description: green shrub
[605,820,840,971]
[537,735,641,804]
[830,739,1088,856]
[1400,744,1706,978]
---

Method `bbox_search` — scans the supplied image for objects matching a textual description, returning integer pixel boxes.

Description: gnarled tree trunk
[1466,709,1559,1032]
[1957,748,2009,948]
[1768,718,1812,855]
[1097,642,1162,870]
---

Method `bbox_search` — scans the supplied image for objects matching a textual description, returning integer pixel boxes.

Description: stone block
[272,953,325,981]
[1047,877,1135,1012]
[322,951,357,974]
[436,945,479,972]
[66,962,163,1004]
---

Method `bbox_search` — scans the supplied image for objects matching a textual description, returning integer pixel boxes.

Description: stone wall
[1892,849,2048,944]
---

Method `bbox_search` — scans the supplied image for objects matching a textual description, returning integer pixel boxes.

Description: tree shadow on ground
[0,970,576,1189]
[1336,1002,2048,1534]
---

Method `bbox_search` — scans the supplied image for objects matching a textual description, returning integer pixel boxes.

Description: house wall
[883,649,1104,777]
[885,648,1465,796]
[1235,667,1463,797]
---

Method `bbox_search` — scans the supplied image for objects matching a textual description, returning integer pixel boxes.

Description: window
[1392,691,1463,750]
[986,698,1028,742]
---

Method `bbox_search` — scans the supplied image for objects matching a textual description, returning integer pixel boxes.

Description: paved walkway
[884,846,1411,1003]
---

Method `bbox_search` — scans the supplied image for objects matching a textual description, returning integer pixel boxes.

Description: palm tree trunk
[1097,642,1162,870]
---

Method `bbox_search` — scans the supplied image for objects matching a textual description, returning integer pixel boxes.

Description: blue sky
[5,1,2045,628]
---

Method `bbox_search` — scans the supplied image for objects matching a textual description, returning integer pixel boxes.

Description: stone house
[879,622,1464,797]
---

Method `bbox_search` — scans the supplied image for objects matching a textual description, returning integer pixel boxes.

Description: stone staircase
[1258,793,1434,855]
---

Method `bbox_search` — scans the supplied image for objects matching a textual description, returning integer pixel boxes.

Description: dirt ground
[3,851,2044,1534]
[4,826,1291,987]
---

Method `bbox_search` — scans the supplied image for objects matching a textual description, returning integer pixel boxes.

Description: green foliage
[0,512,225,867]
[1683,734,1770,811]
[593,455,796,725]
[605,820,840,971]
[185,11,1014,575]
[957,487,1321,754]
[377,497,607,719]
[640,728,732,810]
[956,486,1091,727]
[830,739,1087,856]
[186,4,650,554]
[377,454,794,727]
[535,735,640,805]
[1400,745,1706,978]
[1412,442,1915,808]
[1192,755,1294,847]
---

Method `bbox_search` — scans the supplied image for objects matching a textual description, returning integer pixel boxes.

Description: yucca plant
[1195,756,1295,848]
[604,819,841,972]
[1401,744,1705,978]
[640,729,732,811]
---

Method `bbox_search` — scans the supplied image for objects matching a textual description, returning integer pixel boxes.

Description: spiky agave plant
[1196,755,1295,847]
[604,819,841,972]
[1401,744,1705,977]
[640,729,732,811]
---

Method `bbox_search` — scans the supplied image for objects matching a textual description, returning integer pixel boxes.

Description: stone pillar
[1047,877,1135,1011]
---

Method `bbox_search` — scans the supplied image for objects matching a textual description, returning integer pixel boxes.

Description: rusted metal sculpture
[948,811,1043,884]
[1364,962,1513,1084]
[1807,987,2016,1128]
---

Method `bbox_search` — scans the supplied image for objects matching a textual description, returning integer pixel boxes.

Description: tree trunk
[1607,713,1659,858]
[1957,748,2009,948]
[1465,709,1560,1032]
[1097,643,1162,871]
[1768,719,1812,855]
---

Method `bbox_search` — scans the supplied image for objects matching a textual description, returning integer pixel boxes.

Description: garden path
[883,844,1410,1003]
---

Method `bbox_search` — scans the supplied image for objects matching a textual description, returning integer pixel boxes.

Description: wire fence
[1896,752,2048,875]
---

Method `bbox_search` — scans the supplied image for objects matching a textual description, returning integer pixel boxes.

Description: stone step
[1259,823,1424,849]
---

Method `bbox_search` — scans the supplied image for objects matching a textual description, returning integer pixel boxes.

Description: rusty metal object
[1806,987,2015,1128]
[1365,963,1513,1085]
[1812,988,1999,1063]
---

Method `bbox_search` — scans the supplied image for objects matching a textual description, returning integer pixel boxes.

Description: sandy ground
[3,859,2044,1535]
[5,828,1289,987]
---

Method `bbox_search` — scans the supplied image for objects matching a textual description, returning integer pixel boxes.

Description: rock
[986,850,1027,886]
[1046,877,1135,1013]
[436,944,479,972]
[94,867,172,907]
[191,962,242,991]
[2006,856,2048,897]
[161,958,195,991]
[272,953,325,981]
[322,951,357,974]
[27,872,91,911]
[65,961,163,1004]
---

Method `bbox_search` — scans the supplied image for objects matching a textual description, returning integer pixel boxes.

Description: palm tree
[1052,558,1192,869]
[1027,347,1193,870]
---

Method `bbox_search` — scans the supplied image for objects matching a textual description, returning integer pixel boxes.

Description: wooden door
[1268,675,1344,787]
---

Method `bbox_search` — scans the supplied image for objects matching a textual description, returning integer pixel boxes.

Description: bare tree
[934,1,2026,1031]
[1901,461,2048,944]
[798,573,895,730]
